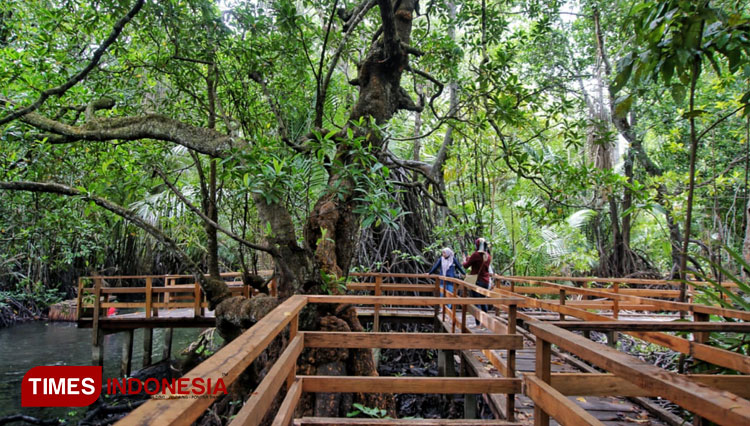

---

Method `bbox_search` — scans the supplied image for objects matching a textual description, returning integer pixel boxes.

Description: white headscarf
[440,247,454,276]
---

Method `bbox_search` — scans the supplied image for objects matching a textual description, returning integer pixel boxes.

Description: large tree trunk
[249,1,419,417]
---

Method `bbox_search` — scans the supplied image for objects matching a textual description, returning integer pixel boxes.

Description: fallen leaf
[576,397,587,403]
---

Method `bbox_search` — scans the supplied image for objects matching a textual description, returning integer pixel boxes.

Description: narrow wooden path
[454,312,667,425]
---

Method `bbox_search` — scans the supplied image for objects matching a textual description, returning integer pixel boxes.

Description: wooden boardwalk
[78,308,216,330]
[453,313,667,425]
[82,272,750,425]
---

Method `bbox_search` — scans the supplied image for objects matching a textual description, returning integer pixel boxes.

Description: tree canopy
[1,0,750,305]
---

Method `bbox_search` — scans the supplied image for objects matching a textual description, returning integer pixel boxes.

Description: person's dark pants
[472,280,490,312]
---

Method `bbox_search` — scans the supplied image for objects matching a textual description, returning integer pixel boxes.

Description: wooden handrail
[112,271,748,425]
[490,285,750,374]
[117,291,525,425]
[501,275,738,288]
[116,295,307,426]
[529,322,750,426]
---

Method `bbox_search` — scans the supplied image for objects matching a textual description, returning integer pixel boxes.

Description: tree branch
[248,72,308,153]
[0,181,217,294]
[18,111,234,157]
[378,0,399,55]
[153,168,278,256]
[0,0,145,126]
[316,0,377,128]
[407,66,446,119]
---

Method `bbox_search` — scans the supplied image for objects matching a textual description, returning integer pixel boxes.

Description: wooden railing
[112,271,748,425]
[528,321,750,426]
[117,292,523,426]
[75,271,276,321]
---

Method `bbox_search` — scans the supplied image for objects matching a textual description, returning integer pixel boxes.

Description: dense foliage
[1,0,749,309]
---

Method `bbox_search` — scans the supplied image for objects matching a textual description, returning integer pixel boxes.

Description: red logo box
[22,366,102,407]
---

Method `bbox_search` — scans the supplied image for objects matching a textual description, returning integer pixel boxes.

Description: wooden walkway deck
[78,308,216,330]
[451,313,667,425]
[84,272,750,426]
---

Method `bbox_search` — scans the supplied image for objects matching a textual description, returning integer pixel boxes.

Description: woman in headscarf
[428,247,466,297]
[463,238,493,311]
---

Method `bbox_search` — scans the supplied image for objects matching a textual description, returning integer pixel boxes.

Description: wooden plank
[228,335,303,426]
[550,321,750,332]
[306,295,523,305]
[294,418,519,425]
[524,375,603,426]
[92,278,102,346]
[101,287,149,294]
[76,277,84,321]
[145,277,153,319]
[461,350,506,419]
[500,278,750,321]
[194,282,201,317]
[549,373,750,399]
[303,332,523,350]
[300,376,522,394]
[374,275,381,332]
[347,283,436,292]
[116,295,307,426]
[492,287,750,374]
[79,317,217,330]
[529,322,750,426]
[534,340,551,426]
[504,286,682,297]
[287,314,299,389]
[506,304,517,422]
[121,329,134,377]
[498,275,737,288]
[271,378,302,426]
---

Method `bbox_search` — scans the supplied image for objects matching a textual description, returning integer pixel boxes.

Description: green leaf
[682,109,706,119]
[612,53,634,94]
[613,95,634,118]
[671,84,686,104]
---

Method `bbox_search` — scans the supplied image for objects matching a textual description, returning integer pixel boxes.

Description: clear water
[0,321,209,420]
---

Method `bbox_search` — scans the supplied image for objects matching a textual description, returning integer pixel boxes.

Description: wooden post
[452,284,459,334]
[145,277,153,319]
[374,275,382,332]
[92,329,104,367]
[148,277,158,317]
[438,278,446,322]
[270,277,277,297]
[462,352,476,419]
[92,278,102,346]
[534,340,551,426]
[143,327,153,367]
[435,277,442,327]
[121,329,134,377]
[164,277,171,309]
[510,280,515,294]
[194,281,201,317]
[287,314,299,389]
[461,285,468,333]
[162,328,173,361]
[693,312,710,426]
[506,303,517,422]
[613,283,620,319]
[558,289,566,321]
[91,277,104,367]
[76,277,84,320]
